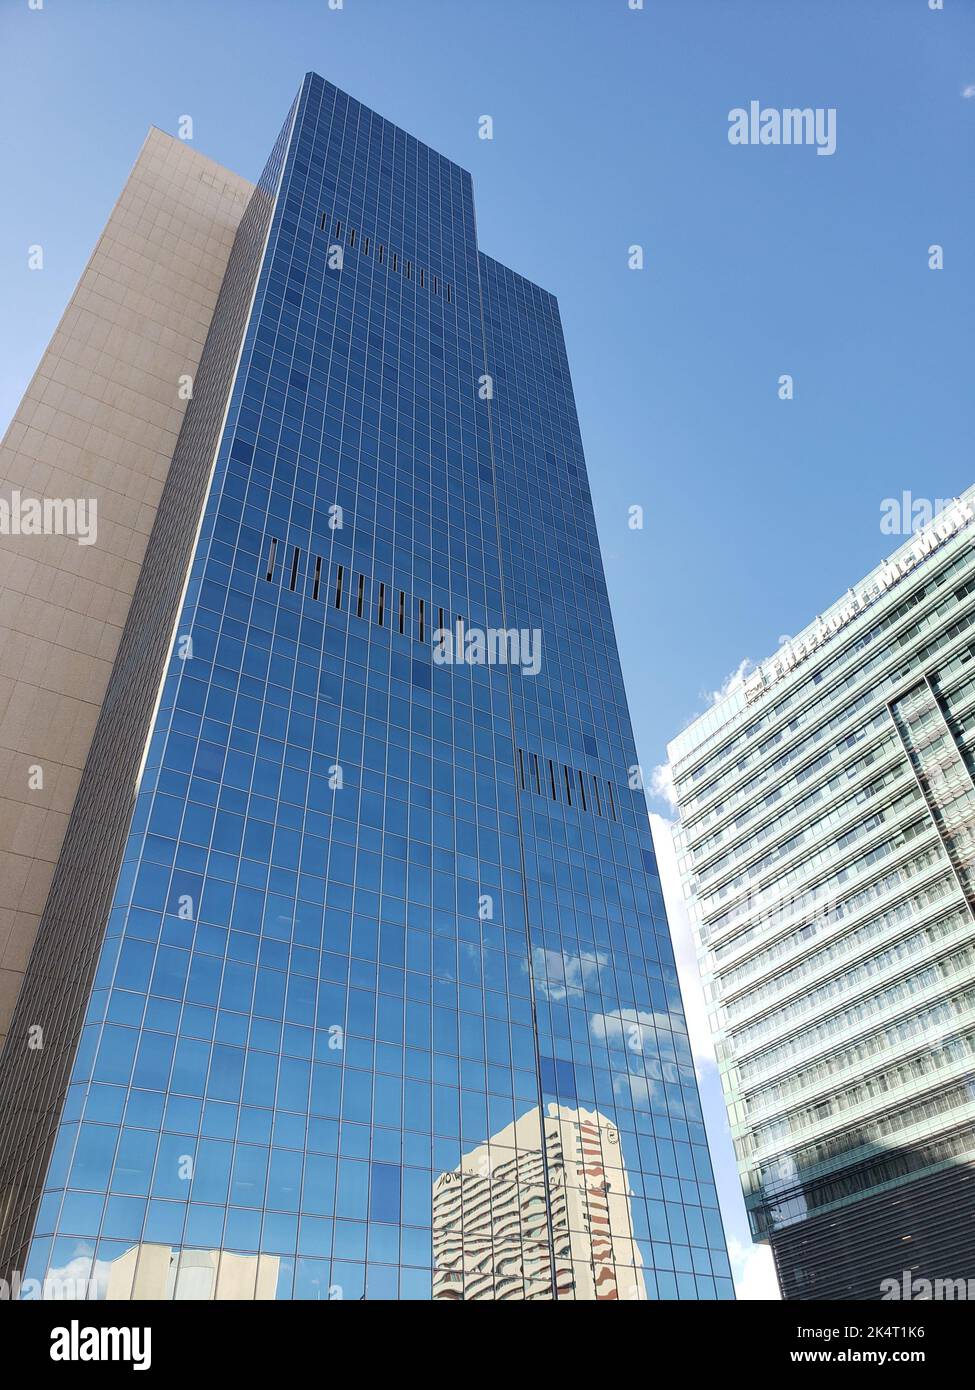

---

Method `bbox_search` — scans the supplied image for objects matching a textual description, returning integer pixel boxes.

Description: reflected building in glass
[432,1105,648,1300]
[106,1244,279,1301]
[0,74,732,1300]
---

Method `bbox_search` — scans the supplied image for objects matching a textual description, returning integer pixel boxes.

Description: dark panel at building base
[771,1161,975,1300]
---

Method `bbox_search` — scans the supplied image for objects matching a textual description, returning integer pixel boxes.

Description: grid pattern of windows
[671,493,975,1299]
[15,74,730,1301]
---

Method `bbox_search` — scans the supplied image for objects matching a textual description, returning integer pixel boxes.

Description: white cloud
[655,661,754,814]
[706,656,753,707]
[531,946,605,1001]
[650,760,677,809]
[41,1253,111,1299]
[591,1008,682,1079]
[963,84,975,99]
[648,811,716,1073]
[728,1236,781,1300]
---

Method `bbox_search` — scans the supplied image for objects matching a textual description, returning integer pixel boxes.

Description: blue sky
[3,0,973,1296]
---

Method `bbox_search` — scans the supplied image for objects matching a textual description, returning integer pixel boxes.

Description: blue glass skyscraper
[0,75,732,1300]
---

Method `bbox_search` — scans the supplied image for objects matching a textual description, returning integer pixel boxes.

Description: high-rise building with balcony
[670,490,975,1299]
[0,74,731,1300]
[432,1104,648,1300]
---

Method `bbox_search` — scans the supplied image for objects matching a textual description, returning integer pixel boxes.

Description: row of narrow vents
[264,538,465,645]
[263,540,618,821]
[318,212,453,302]
[517,747,619,822]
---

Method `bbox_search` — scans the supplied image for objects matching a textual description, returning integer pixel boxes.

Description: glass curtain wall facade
[670,489,975,1300]
[3,74,731,1301]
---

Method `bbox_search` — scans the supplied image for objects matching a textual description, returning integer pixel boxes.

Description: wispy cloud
[530,946,605,1001]
[728,1236,781,1300]
[654,660,755,814]
[650,759,677,809]
[707,656,753,706]
[963,84,975,99]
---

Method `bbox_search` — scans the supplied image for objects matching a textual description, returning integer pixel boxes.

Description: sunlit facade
[0,74,731,1300]
[671,490,975,1299]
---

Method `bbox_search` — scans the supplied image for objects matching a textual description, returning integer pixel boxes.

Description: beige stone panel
[0,128,254,1039]
[0,911,40,973]
[0,850,30,906]
[0,909,14,962]
[0,968,26,1056]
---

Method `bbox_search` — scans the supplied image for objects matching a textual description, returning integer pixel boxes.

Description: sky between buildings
[2,0,972,1297]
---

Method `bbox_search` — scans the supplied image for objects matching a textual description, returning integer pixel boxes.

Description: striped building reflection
[433,1105,647,1300]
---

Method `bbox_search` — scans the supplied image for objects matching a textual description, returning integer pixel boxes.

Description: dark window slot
[356,572,365,618]
[312,555,322,601]
[334,565,344,610]
[517,743,615,819]
[321,218,449,302]
[398,590,406,635]
[288,546,300,592]
[265,537,278,582]
[378,582,386,627]
[418,598,426,643]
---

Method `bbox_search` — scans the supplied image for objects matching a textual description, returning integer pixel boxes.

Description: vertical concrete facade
[0,131,253,1051]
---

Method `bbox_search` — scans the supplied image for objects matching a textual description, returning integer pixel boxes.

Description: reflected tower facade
[0,75,732,1300]
[432,1105,649,1300]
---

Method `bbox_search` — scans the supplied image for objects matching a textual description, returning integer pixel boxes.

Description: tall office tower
[670,490,975,1300]
[0,74,731,1301]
